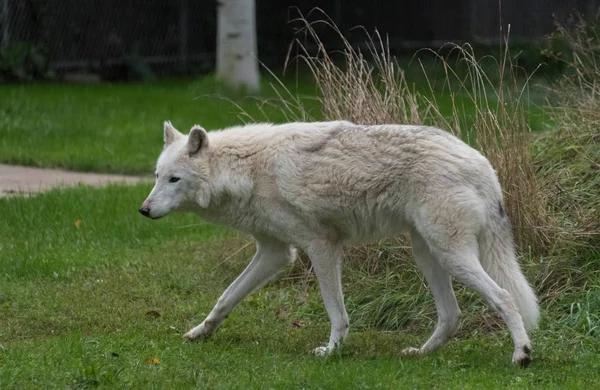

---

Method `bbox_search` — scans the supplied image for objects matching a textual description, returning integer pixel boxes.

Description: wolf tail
[479,204,540,331]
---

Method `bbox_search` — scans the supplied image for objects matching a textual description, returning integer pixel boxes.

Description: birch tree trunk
[216,0,260,92]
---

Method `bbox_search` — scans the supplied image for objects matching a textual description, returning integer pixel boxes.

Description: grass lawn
[1,75,598,388]
[0,76,321,174]
[1,184,599,389]
[0,72,551,176]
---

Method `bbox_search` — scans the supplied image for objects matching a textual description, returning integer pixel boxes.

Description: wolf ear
[187,125,209,157]
[164,121,183,148]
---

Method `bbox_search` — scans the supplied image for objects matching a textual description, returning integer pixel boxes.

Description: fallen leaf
[146,357,160,365]
[145,310,161,320]
[74,219,82,229]
[291,321,304,328]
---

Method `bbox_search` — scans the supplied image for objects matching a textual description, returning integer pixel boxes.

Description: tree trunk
[216,0,260,92]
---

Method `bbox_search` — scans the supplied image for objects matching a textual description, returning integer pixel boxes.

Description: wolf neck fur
[195,145,255,228]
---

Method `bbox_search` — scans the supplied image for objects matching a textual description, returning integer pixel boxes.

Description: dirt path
[0,164,149,197]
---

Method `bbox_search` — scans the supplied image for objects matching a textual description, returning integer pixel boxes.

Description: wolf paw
[312,345,332,357]
[512,345,532,368]
[401,347,422,356]
[183,322,213,341]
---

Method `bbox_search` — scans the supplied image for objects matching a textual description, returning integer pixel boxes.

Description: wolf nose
[139,207,150,217]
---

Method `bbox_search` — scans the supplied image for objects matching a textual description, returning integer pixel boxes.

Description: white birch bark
[216,0,260,92]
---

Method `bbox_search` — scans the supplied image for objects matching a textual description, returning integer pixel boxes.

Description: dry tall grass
[540,14,600,234]
[531,14,600,295]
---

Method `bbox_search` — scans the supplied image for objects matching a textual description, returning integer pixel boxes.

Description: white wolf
[139,120,539,366]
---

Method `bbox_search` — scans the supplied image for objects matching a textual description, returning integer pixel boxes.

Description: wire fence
[0,0,595,79]
[1,0,216,77]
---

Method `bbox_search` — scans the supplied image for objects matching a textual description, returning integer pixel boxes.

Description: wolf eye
[169,177,180,183]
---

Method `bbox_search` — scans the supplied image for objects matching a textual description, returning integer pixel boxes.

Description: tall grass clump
[532,14,600,297]
[539,14,600,244]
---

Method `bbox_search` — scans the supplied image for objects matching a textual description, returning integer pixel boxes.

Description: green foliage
[561,289,600,337]
[0,41,54,82]
[121,52,155,82]
[540,13,600,79]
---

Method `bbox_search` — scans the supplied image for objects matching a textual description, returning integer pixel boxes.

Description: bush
[0,41,53,81]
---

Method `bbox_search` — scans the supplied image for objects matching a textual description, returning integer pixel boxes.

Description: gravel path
[0,164,149,197]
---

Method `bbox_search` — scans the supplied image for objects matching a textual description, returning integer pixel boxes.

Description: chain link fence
[0,0,595,81]
[0,0,216,80]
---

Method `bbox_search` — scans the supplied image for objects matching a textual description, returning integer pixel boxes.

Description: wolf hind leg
[419,228,532,367]
[402,230,462,356]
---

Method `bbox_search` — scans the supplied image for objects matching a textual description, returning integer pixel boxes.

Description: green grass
[0,184,225,279]
[0,73,552,176]
[0,76,321,174]
[1,185,599,389]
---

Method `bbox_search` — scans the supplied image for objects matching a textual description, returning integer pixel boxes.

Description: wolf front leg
[183,237,295,341]
[304,240,348,356]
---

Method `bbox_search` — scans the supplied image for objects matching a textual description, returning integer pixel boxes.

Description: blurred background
[1,0,596,83]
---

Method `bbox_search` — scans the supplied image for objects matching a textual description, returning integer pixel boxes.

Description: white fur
[141,120,539,366]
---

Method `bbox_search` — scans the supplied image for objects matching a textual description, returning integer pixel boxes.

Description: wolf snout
[139,206,150,217]
[139,200,151,218]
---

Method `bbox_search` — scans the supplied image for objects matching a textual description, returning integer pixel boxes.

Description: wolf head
[139,121,211,219]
